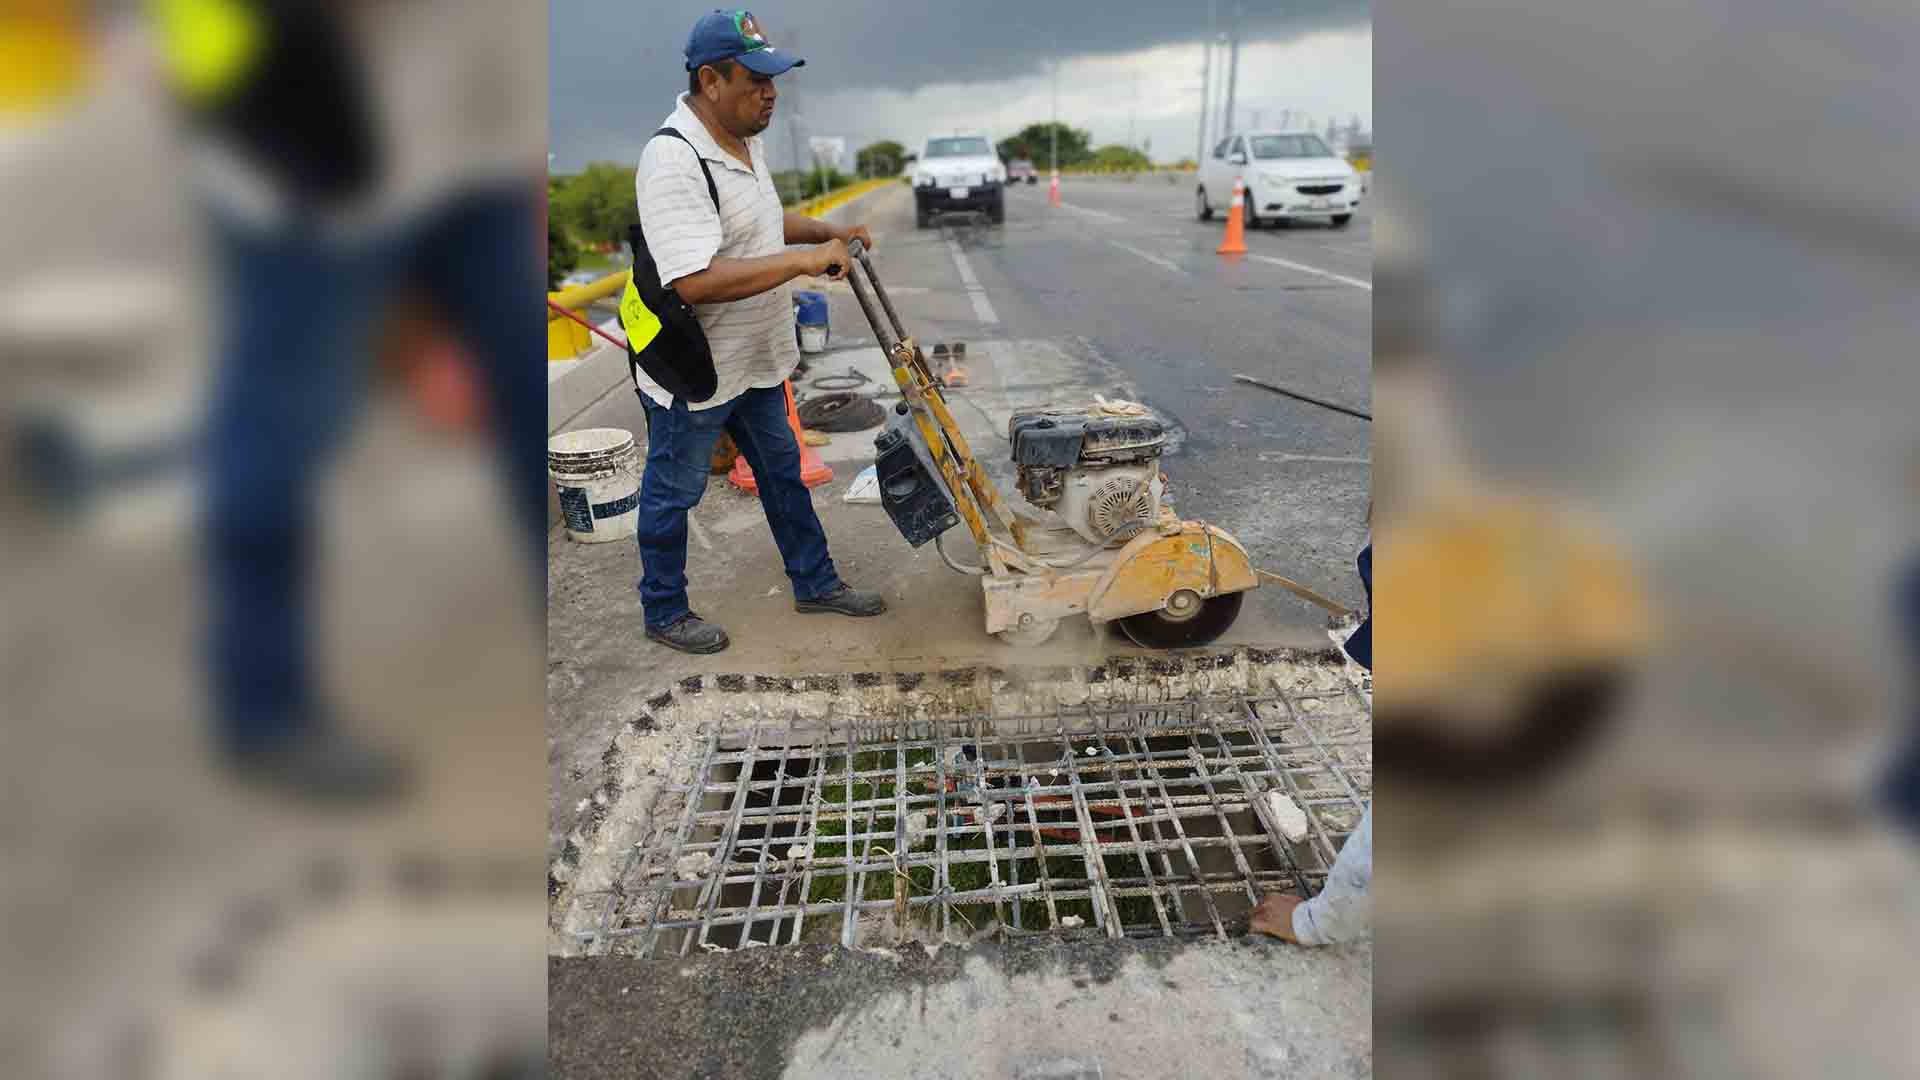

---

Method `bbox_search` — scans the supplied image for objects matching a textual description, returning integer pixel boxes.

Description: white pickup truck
[911,135,1006,227]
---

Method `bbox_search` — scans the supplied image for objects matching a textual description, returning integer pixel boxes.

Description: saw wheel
[1116,589,1244,649]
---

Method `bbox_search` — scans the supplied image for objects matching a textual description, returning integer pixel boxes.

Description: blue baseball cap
[685,10,805,77]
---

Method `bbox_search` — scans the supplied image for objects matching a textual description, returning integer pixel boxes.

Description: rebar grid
[579,682,1369,956]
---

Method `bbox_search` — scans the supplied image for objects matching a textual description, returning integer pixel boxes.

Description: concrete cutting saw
[841,239,1348,647]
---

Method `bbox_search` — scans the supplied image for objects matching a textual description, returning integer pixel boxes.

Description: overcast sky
[550,1,1371,172]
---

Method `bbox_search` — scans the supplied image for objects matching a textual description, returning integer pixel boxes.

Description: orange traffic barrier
[728,380,834,492]
[1216,178,1249,255]
[1048,169,1062,208]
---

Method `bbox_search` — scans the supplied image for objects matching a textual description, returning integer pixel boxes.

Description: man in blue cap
[630,10,884,655]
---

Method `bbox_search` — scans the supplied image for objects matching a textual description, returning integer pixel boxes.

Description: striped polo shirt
[632,94,799,410]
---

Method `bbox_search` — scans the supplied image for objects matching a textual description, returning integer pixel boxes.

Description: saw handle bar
[841,238,909,353]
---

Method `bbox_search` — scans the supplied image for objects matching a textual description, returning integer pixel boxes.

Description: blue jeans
[1880,558,1920,833]
[1344,541,1372,670]
[204,188,546,757]
[636,385,840,630]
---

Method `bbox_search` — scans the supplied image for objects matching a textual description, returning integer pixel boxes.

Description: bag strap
[651,126,719,210]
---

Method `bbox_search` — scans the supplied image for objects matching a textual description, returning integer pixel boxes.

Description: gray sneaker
[646,612,731,654]
[795,584,887,617]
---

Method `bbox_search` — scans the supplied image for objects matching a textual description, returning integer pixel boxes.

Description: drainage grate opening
[578,680,1369,956]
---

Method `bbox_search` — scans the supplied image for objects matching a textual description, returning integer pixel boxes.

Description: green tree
[855,140,906,178]
[772,167,851,205]
[1090,145,1152,170]
[547,213,579,290]
[550,161,638,250]
[996,123,1092,168]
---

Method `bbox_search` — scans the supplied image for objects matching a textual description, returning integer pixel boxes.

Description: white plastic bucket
[548,427,641,543]
[798,323,828,354]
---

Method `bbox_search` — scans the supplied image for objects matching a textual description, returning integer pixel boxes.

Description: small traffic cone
[943,341,970,388]
[1048,169,1062,208]
[728,380,834,493]
[1216,178,1249,255]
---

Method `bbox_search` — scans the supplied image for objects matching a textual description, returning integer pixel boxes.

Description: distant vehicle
[912,135,1006,227]
[1197,130,1362,229]
[1007,158,1038,184]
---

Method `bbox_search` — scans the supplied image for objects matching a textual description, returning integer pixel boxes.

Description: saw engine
[1008,404,1168,546]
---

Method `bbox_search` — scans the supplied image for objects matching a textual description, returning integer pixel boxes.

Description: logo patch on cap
[734,11,768,51]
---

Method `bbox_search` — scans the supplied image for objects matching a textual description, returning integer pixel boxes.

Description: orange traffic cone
[1216,178,1249,255]
[1048,169,1062,208]
[728,380,834,493]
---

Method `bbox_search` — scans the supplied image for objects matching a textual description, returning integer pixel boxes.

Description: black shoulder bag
[622,127,721,403]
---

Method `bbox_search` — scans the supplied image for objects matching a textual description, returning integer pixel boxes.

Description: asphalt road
[837,176,1373,615]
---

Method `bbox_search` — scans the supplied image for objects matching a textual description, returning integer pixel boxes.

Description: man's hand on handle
[836,224,874,255]
[803,237,851,280]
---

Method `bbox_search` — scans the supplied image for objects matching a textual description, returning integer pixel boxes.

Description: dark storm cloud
[550,0,1368,168]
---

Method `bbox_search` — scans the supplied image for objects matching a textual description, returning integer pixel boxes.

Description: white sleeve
[1292,806,1372,945]
[636,141,722,289]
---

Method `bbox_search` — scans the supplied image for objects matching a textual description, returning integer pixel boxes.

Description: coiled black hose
[796,391,885,433]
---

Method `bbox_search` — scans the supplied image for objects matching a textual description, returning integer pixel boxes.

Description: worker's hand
[837,224,875,254]
[804,237,850,280]
[1248,893,1304,943]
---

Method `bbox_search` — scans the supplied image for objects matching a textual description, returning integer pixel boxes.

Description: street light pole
[1050,51,1059,173]
[784,32,805,201]
[1223,4,1241,137]
[1197,0,1214,163]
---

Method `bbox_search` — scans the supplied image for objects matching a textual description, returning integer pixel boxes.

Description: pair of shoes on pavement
[647,584,886,655]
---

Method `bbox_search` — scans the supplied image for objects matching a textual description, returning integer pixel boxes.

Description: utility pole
[1050,50,1059,172]
[1128,72,1138,151]
[784,32,804,201]
[1197,0,1214,163]
[1223,4,1241,137]
[1215,34,1230,139]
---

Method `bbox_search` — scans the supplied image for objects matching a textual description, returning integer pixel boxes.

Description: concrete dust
[781,945,1371,1080]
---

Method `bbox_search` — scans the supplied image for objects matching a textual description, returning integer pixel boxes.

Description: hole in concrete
[558,654,1371,957]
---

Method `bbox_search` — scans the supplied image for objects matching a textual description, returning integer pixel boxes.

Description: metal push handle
[841,238,905,354]
[844,238,908,343]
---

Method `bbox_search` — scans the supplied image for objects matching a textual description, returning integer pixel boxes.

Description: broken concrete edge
[546,644,1360,952]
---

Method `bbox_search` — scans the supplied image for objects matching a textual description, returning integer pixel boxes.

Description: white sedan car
[1198,130,1362,229]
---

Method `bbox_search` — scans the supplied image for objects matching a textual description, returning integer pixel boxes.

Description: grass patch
[798,748,1165,934]
[573,249,617,273]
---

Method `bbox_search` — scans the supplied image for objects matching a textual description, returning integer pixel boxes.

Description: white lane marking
[1256,451,1372,466]
[943,231,999,325]
[1061,199,1370,290]
[1106,239,1187,276]
[1057,202,1127,224]
[1246,253,1373,292]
